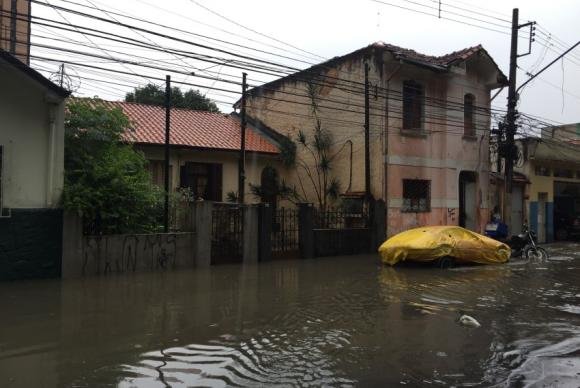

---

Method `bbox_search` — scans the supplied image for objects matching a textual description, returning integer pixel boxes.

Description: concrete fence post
[61,211,83,279]
[243,205,259,264]
[194,201,213,267]
[258,203,272,262]
[298,203,314,259]
[370,199,386,253]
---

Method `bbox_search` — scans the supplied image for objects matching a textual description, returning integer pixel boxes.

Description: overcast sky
[31,0,580,126]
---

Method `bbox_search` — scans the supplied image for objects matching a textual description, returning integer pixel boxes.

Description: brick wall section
[0,209,63,280]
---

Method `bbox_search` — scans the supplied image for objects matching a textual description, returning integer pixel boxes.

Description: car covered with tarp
[379,226,511,266]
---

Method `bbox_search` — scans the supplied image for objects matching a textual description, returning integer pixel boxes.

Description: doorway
[459,171,477,231]
[538,192,547,243]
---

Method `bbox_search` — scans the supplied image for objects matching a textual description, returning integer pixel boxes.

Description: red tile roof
[372,41,484,67]
[242,42,507,105]
[96,100,279,154]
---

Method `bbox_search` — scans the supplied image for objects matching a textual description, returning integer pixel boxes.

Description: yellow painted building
[515,134,580,242]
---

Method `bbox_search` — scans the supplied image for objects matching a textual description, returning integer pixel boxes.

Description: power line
[186,0,326,62]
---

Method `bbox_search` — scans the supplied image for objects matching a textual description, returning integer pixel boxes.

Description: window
[402,179,431,212]
[180,162,222,201]
[554,168,574,178]
[535,166,551,177]
[403,80,424,130]
[464,94,475,136]
[148,160,172,189]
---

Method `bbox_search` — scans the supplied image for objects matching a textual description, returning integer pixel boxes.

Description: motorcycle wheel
[525,246,548,263]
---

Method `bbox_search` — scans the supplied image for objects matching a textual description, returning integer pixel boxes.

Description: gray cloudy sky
[32,0,580,126]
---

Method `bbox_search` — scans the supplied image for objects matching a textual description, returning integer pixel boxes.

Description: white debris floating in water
[458,314,481,328]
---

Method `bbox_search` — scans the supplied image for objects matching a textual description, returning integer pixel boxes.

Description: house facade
[0,0,30,64]
[94,101,282,203]
[242,42,507,236]
[514,128,580,243]
[0,50,69,279]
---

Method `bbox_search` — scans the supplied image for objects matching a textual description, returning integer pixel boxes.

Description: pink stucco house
[239,42,508,236]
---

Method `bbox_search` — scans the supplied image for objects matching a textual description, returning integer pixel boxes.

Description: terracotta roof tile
[372,41,483,67]
[95,101,279,154]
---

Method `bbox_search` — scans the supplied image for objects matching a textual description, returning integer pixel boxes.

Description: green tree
[125,83,220,112]
[63,100,162,234]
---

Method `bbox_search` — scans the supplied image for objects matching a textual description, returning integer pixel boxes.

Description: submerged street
[1,244,580,387]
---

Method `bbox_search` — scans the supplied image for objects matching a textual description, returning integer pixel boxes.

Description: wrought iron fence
[211,203,243,264]
[271,208,299,259]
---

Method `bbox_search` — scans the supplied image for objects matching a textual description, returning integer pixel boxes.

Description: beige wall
[0,0,30,64]
[0,59,65,209]
[246,49,499,234]
[137,146,280,204]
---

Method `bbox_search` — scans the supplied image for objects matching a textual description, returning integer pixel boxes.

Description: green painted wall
[0,209,62,280]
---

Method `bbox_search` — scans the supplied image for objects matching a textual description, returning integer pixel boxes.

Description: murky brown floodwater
[1,244,580,387]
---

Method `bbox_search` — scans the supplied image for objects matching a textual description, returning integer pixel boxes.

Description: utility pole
[163,75,171,233]
[364,63,371,199]
[59,64,65,88]
[503,8,519,230]
[238,72,247,204]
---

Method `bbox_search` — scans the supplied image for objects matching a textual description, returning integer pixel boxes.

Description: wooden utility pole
[364,63,370,199]
[238,72,247,204]
[163,75,171,233]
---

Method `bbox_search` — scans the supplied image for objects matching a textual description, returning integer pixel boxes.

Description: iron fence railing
[211,203,243,264]
[272,208,299,254]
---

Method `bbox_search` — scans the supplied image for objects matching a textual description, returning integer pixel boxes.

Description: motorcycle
[485,222,548,262]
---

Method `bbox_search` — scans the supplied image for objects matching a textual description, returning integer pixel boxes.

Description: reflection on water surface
[1,244,580,387]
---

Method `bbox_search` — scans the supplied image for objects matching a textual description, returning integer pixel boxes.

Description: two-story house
[241,42,507,236]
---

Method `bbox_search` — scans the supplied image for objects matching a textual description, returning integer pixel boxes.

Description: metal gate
[313,208,370,257]
[271,208,299,259]
[211,204,243,264]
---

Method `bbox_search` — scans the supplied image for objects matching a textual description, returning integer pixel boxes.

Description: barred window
[403,80,424,130]
[402,179,431,212]
[464,94,475,136]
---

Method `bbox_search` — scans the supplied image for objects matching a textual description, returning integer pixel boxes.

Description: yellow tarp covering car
[379,226,511,266]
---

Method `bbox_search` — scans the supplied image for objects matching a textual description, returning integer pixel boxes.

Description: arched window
[260,166,279,207]
[464,94,475,136]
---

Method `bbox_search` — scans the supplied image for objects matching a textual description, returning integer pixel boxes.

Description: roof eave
[0,50,70,99]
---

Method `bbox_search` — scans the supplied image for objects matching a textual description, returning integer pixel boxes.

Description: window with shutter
[464,94,475,137]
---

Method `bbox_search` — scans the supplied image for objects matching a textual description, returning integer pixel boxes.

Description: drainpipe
[47,104,57,207]
[346,140,353,192]
[384,64,402,231]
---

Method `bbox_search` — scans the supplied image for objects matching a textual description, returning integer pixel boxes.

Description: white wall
[0,61,65,209]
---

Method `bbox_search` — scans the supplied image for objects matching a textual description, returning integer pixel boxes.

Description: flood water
[1,244,580,387]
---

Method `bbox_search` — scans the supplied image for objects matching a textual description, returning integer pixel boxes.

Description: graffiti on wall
[82,233,179,276]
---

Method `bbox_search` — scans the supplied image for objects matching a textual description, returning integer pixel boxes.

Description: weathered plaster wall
[0,60,65,209]
[79,233,196,277]
[245,49,495,235]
